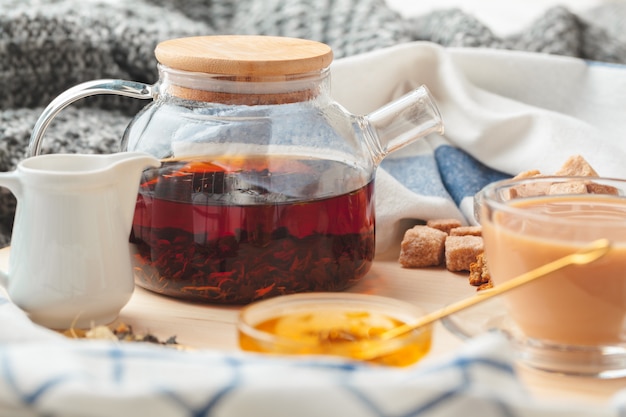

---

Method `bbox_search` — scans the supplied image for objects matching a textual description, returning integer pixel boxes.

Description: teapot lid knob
[155,35,334,76]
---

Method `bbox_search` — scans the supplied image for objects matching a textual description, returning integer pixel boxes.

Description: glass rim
[237,292,429,351]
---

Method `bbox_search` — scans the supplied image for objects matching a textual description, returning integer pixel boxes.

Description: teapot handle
[28,79,154,157]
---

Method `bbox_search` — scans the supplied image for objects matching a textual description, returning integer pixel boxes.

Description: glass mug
[29,35,444,304]
[480,176,626,378]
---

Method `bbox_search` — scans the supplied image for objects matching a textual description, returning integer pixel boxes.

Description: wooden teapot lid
[155,35,334,76]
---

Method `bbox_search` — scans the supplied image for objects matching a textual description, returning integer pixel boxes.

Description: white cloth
[0,289,622,417]
[330,42,626,252]
[2,42,626,416]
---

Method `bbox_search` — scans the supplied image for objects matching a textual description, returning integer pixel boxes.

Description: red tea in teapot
[130,156,375,304]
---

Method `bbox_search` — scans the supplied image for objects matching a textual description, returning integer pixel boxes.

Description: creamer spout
[364,86,444,163]
[106,152,160,230]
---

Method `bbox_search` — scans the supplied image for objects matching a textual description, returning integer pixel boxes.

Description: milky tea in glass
[480,176,626,375]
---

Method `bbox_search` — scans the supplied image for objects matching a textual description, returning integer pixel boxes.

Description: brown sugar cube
[548,181,588,195]
[469,252,492,290]
[555,155,598,177]
[399,226,447,268]
[586,182,619,195]
[513,169,542,180]
[508,169,545,198]
[445,235,484,272]
[449,226,482,237]
[508,181,552,199]
[426,218,462,235]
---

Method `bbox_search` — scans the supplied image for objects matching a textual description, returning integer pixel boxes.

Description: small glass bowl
[237,292,432,367]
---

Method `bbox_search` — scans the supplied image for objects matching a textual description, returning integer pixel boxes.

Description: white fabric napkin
[2,42,626,416]
[0,287,622,417]
[330,42,626,252]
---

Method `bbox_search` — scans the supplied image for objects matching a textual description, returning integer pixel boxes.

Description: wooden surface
[1,246,624,406]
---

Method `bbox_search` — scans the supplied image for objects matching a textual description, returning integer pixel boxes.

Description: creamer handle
[0,171,22,200]
[0,171,21,288]
[28,79,154,157]
[0,270,7,289]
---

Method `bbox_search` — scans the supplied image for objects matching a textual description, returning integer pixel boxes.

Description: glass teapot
[29,35,443,305]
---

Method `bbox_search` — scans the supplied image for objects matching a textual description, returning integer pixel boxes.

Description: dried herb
[61,322,180,347]
[132,226,374,304]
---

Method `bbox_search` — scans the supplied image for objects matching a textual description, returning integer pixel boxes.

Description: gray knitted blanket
[1,0,625,247]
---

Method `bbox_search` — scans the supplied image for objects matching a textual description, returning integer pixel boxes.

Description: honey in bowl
[238,293,433,367]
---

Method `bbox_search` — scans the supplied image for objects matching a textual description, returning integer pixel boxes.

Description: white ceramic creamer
[0,152,160,329]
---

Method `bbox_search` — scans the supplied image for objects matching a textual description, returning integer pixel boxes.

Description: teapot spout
[364,86,444,162]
